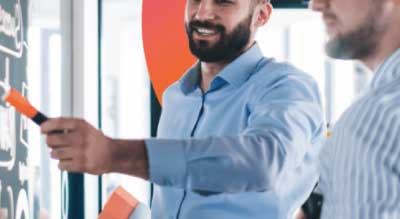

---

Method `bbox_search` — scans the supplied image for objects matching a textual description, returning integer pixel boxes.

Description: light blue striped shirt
[320,48,400,219]
[145,44,325,219]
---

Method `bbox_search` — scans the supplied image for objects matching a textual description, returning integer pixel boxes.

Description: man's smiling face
[185,0,258,62]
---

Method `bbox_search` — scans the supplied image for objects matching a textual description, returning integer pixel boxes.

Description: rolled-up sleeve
[146,75,324,193]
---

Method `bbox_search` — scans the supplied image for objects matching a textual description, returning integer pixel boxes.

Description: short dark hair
[251,0,270,7]
[253,0,270,3]
[251,0,270,10]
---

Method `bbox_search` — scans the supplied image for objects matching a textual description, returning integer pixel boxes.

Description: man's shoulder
[251,59,317,85]
[345,88,400,146]
[248,59,320,94]
[164,80,181,92]
[159,81,184,104]
[366,83,400,113]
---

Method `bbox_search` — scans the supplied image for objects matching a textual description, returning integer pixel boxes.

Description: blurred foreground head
[310,0,400,66]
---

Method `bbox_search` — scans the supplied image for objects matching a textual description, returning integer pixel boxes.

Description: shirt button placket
[176,92,206,219]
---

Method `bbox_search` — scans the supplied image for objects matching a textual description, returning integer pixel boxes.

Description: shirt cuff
[145,138,187,187]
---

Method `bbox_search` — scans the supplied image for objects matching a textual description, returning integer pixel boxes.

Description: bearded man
[42,0,325,218]
[311,0,400,218]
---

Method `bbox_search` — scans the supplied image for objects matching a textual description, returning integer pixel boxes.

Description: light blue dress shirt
[145,44,325,219]
[320,48,400,219]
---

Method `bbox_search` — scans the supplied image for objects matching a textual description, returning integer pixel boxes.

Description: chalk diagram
[0,0,25,58]
[0,58,16,172]
[0,181,15,219]
[15,189,29,219]
[0,0,31,218]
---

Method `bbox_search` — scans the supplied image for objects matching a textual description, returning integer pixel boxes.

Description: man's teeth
[196,28,217,35]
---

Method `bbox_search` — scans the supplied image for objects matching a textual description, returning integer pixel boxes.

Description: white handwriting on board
[18,162,29,184]
[0,0,24,58]
[0,58,16,171]
[15,189,29,219]
[0,106,16,171]
[0,182,13,219]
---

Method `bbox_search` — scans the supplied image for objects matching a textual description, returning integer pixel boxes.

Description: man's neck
[362,17,400,72]
[199,41,256,92]
[362,44,400,72]
[200,61,229,92]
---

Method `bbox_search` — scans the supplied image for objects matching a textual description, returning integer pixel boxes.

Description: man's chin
[192,50,218,60]
[325,40,343,59]
[193,38,219,49]
[191,43,221,56]
[191,48,228,63]
[325,39,353,60]
[193,32,221,43]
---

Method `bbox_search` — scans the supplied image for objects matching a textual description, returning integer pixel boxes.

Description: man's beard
[325,7,383,60]
[185,14,253,62]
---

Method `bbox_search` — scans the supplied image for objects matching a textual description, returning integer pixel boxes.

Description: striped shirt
[320,48,400,219]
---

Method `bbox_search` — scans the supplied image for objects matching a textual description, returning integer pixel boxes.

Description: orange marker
[2,87,49,125]
[99,186,139,219]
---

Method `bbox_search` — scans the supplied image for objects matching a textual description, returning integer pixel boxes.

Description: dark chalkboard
[0,0,30,218]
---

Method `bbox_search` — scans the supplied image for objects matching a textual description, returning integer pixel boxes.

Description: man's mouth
[193,27,218,36]
[322,13,340,36]
[323,12,338,25]
[324,17,336,28]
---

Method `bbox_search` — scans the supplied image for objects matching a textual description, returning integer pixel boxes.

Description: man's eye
[216,0,234,4]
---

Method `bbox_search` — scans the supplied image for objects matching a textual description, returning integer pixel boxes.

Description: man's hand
[41,118,114,175]
[294,209,306,219]
[41,118,150,179]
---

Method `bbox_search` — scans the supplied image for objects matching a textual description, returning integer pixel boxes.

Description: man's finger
[41,117,78,134]
[58,159,82,173]
[46,132,74,148]
[51,148,75,160]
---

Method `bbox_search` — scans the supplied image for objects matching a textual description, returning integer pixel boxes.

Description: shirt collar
[371,48,400,90]
[179,43,264,94]
[179,63,201,94]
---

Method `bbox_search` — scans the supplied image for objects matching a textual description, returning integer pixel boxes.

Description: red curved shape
[142,0,196,104]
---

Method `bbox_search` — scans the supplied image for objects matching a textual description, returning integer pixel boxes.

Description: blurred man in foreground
[310,0,400,218]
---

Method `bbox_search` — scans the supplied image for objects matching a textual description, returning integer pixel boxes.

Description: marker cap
[3,88,38,119]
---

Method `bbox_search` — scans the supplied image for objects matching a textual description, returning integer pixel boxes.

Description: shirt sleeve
[145,75,324,193]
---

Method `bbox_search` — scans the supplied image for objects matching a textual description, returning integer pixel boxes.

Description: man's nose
[309,0,329,12]
[195,1,216,21]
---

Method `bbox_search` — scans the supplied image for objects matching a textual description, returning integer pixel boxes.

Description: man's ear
[255,2,273,27]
